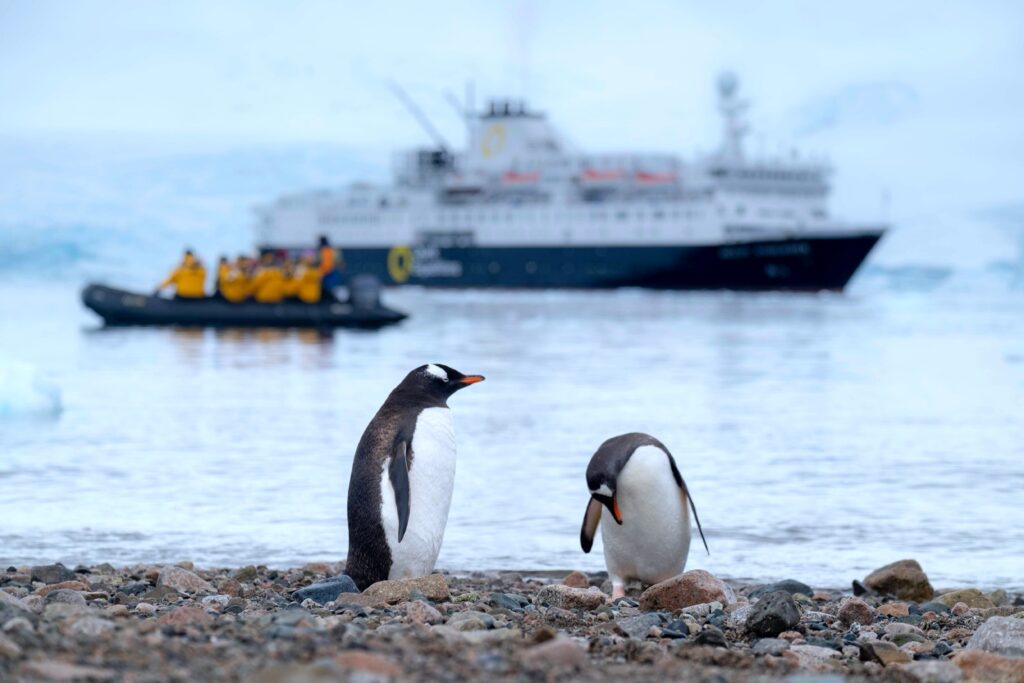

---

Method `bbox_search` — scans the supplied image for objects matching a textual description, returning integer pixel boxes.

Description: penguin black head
[584,433,659,526]
[394,363,485,405]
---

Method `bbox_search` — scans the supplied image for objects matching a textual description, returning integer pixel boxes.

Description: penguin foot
[611,582,626,600]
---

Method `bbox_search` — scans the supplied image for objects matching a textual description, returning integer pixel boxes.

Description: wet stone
[45,589,87,607]
[863,559,934,602]
[489,592,528,611]
[638,570,736,612]
[535,584,605,610]
[615,613,662,639]
[749,579,814,600]
[30,563,77,585]
[752,637,791,656]
[293,575,359,605]
[746,591,801,638]
[692,625,729,648]
[965,615,1024,656]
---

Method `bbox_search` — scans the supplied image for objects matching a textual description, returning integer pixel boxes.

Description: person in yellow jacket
[294,253,322,303]
[219,256,252,303]
[214,256,231,299]
[251,254,286,303]
[156,250,206,299]
[281,258,299,300]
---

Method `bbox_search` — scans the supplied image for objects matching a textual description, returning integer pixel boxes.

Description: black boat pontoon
[81,280,407,330]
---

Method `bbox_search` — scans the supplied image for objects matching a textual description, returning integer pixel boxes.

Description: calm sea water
[1,138,1022,590]
[1,282,1022,590]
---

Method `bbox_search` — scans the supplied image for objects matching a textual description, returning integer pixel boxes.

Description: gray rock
[201,594,231,608]
[489,592,529,611]
[966,615,1024,656]
[292,576,359,605]
[749,579,814,599]
[66,615,115,636]
[30,563,77,585]
[616,613,661,639]
[446,610,494,631]
[45,589,86,607]
[746,590,801,637]
[728,604,753,628]
[535,584,605,610]
[692,625,729,648]
[897,660,963,683]
[0,590,29,614]
[752,637,791,655]
[920,601,952,614]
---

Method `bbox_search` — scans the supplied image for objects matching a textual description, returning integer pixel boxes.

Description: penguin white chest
[600,446,691,586]
[380,407,456,580]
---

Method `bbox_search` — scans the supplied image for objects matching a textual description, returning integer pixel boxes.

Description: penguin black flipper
[668,457,710,555]
[389,440,411,542]
[579,498,603,553]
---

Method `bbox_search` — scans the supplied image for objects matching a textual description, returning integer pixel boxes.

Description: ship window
[616,210,627,220]
[653,210,664,219]
[737,205,746,216]
[488,261,501,274]
[525,261,537,274]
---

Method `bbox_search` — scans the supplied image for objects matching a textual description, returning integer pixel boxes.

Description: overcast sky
[2,0,1023,261]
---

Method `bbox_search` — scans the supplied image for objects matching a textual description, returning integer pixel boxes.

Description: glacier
[0,353,62,418]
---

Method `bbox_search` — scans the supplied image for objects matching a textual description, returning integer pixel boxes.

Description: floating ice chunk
[0,354,62,418]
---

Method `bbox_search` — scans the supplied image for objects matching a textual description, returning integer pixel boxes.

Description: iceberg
[0,354,62,418]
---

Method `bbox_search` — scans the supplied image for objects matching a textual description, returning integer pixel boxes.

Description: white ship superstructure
[256,74,883,290]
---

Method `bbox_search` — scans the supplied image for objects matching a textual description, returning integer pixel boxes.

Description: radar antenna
[717,71,749,160]
[388,81,451,153]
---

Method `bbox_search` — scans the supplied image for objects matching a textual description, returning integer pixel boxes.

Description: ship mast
[717,71,749,161]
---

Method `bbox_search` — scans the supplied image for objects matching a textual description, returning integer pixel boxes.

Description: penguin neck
[384,385,449,412]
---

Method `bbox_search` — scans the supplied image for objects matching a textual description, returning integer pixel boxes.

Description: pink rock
[157,605,212,627]
[638,570,736,612]
[863,559,934,602]
[524,636,588,670]
[156,566,214,594]
[562,571,590,589]
[877,602,910,617]
[334,651,402,677]
[405,600,443,625]
[838,597,875,626]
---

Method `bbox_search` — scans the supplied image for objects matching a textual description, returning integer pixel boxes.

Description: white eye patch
[425,364,448,381]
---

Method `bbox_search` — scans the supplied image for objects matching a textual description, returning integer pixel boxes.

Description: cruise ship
[255,75,884,290]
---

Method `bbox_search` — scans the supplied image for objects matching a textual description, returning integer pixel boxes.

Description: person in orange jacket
[318,235,344,293]
[156,250,206,299]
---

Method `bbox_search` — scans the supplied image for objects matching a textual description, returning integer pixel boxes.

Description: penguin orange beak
[594,494,623,524]
[459,375,485,385]
[610,496,623,525]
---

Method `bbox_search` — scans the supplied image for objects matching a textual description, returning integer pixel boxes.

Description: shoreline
[2,561,1022,682]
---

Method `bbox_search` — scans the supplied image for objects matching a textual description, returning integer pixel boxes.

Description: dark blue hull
[267,233,882,291]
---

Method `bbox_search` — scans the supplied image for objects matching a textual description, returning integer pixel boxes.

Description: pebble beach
[2,560,1022,682]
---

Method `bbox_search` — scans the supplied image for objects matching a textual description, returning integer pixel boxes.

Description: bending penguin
[345,364,484,590]
[580,432,708,599]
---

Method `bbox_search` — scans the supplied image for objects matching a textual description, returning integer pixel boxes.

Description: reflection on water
[1,283,1023,589]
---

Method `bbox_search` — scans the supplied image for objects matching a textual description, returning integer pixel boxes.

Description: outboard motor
[348,275,382,309]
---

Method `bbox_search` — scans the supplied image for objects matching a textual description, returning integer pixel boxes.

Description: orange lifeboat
[634,170,677,184]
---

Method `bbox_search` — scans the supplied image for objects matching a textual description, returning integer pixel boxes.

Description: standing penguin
[579,433,708,599]
[345,364,484,590]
